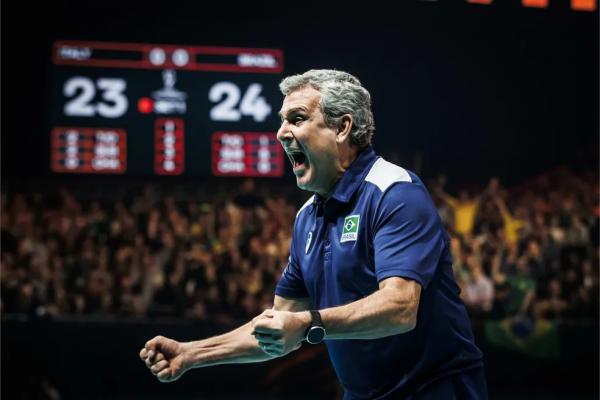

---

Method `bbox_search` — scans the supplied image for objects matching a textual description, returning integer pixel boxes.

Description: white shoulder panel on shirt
[365,158,412,192]
[296,195,315,218]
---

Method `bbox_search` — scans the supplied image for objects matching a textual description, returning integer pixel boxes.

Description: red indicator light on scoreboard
[51,127,127,174]
[211,132,284,177]
[138,97,154,114]
[154,118,185,175]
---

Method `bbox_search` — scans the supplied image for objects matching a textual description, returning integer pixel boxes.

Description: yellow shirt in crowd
[445,197,479,236]
[501,211,525,245]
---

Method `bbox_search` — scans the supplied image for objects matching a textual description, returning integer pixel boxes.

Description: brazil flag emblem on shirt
[341,215,360,243]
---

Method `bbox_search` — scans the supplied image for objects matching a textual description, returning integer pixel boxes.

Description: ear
[336,114,353,144]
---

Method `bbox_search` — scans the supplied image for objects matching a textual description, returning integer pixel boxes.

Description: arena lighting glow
[50,40,285,177]
[465,0,493,4]
[521,0,549,8]
[571,0,597,10]
[433,0,597,11]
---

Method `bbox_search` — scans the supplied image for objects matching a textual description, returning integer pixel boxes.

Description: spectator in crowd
[434,178,484,238]
[534,279,568,319]
[491,190,526,246]
[462,256,494,316]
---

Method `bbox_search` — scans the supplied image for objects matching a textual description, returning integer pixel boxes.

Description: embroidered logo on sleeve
[341,215,360,243]
[305,231,313,254]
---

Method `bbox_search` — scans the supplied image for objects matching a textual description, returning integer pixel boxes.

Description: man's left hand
[251,309,310,357]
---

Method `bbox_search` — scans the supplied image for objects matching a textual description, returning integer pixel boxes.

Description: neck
[317,145,361,200]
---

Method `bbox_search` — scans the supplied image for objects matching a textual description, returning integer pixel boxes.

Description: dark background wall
[2,317,598,400]
[2,0,598,186]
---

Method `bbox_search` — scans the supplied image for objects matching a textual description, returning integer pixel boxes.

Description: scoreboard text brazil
[50,40,285,177]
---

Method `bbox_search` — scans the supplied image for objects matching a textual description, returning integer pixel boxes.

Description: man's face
[277,86,341,196]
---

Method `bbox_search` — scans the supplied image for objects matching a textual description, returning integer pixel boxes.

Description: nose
[276,121,293,145]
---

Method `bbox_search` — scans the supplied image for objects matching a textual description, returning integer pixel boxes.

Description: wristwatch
[305,310,326,344]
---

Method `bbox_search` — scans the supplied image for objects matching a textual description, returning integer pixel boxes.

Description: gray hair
[279,69,375,148]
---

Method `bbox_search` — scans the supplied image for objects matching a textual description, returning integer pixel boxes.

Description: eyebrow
[278,107,307,119]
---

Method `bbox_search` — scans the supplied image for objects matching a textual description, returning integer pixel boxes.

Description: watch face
[306,326,325,344]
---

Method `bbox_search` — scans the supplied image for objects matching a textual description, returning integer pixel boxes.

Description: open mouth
[286,149,308,170]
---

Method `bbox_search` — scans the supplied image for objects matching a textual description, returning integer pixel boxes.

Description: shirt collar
[314,145,378,205]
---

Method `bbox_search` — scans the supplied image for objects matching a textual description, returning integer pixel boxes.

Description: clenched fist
[139,335,190,383]
[251,309,310,357]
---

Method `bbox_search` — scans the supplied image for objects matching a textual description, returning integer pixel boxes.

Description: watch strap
[310,310,323,327]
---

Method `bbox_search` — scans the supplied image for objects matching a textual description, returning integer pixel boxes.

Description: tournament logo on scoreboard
[151,69,187,114]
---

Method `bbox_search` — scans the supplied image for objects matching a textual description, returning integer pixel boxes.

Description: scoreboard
[50,40,285,177]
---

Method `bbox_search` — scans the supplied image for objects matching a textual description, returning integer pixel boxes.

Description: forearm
[183,321,274,368]
[318,285,419,340]
[440,193,458,208]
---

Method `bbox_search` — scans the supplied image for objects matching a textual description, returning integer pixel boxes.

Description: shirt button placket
[323,224,332,262]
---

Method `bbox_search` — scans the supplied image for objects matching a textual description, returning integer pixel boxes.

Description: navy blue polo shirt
[275,146,484,399]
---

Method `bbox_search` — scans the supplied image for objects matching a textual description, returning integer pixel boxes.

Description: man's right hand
[139,336,190,383]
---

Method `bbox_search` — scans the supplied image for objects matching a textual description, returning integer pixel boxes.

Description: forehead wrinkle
[281,88,322,115]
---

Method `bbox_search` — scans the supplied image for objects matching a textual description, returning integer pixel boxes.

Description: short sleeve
[373,182,447,289]
[275,230,309,299]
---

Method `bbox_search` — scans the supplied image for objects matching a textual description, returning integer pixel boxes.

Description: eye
[293,115,305,125]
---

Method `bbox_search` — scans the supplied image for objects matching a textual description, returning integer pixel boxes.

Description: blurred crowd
[431,167,599,321]
[1,167,598,323]
[1,179,296,323]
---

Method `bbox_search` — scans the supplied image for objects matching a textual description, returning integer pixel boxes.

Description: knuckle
[158,371,169,381]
